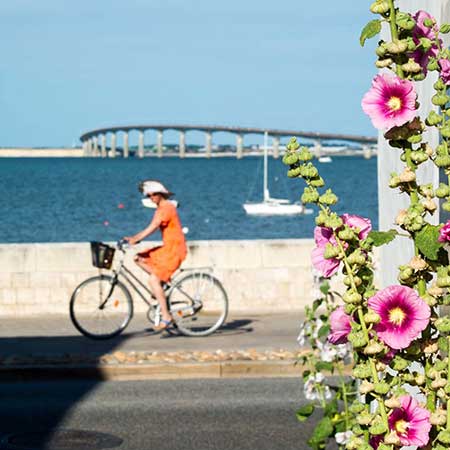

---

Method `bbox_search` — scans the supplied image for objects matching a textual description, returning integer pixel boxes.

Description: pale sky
[0,0,377,147]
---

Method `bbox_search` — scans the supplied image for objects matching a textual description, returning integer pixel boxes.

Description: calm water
[0,156,377,243]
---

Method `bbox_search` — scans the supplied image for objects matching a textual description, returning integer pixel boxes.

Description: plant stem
[387,0,404,78]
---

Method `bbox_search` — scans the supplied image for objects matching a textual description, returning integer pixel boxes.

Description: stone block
[261,240,313,268]
[29,272,60,288]
[0,273,12,288]
[0,288,17,305]
[0,245,36,273]
[16,288,35,305]
[35,244,90,272]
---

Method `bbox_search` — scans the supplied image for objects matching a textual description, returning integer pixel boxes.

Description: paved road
[0,313,303,357]
[0,378,324,450]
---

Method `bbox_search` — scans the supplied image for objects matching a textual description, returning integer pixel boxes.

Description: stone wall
[0,240,318,317]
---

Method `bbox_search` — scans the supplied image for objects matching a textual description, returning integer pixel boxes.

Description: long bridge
[80,124,377,159]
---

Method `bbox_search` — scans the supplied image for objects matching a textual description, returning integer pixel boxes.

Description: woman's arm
[124,214,162,245]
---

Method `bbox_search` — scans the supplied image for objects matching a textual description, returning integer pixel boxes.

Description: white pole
[263,131,269,201]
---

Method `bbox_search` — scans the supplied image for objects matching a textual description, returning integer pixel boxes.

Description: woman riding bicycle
[124,180,187,331]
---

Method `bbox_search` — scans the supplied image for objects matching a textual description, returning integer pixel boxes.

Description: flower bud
[432,93,450,106]
[286,137,300,151]
[375,43,387,57]
[364,310,380,324]
[323,243,340,259]
[348,330,368,347]
[441,126,450,139]
[435,317,450,332]
[428,284,444,297]
[319,189,338,205]
[301,186,319,204]
[370,0,389,14]
[395,209,408,225]
[356,411,372,426]
[309,176,324,187]
[353,363,372,379]
[422,199,437,212]
[432,377,447,389]
[282,152,298,165]
[338,226,356,241]
[415,374,426,385]
[347,249,366,266]
[409,255,427,271]
[369,416,388,435]
[434,155,450,168]
[375,361,386,371]
[315,210,327,226]
[396,12,416,30]
[424,144,434,157]
[440,23,450,34]
[442,201,450,212]
[426,110,443,126]
[391,355,409,371]
[384,431,401,445]
[343,291,363,305]
[297,147,313,161]
[384,397,401,409]
[437,430,450,444]
[401,59,422,73]
[389,175,401,188]
[385,40,408,54]
[375,58,393,69]
[399,167,416,182]
[364,341,384,355]
[423,342,439,354]
[373,382,390,394]
[430,410,447,426]
[287,166,302,178]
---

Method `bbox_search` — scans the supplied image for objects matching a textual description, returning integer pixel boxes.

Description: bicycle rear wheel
[168,272,228,337]
[70,275,133,340]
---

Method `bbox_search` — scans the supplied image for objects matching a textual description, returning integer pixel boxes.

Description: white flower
[335,430,353,445]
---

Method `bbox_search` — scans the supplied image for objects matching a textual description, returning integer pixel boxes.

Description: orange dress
[138,201,187,282]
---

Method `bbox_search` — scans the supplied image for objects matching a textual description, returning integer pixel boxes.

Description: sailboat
[243,132,313,216]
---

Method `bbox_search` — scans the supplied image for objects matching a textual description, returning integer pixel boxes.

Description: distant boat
[243,132,313,216]
[318,156,332,163]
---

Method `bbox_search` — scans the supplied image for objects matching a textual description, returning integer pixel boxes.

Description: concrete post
[82,141,88,156]
[362,145,371,159]
[157,130,163,157]
[236,134,243,159]
[312,140,322,158]
[138,130,144,158]
[87,139,92,156]
[272,136,280,159]
[93,136,99,157]
[100,134,107,158]
[205,132,212,158]
[110,133,117,158]
[179,131,186,158]
[123,132,129,158]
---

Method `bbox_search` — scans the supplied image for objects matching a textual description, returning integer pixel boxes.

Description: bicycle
[69,240,229,340]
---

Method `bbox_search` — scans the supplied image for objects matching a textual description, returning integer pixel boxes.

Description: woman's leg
[135,257,172,323]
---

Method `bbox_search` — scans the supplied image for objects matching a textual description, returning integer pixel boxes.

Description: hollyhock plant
[328,306,351,344]
[412,10,441,72]
[439,58,450,85]
[361,73,417,130]
[388,395,431,447]
[368,285,430,350]
[311,214,372,277]
[438,220,450,243]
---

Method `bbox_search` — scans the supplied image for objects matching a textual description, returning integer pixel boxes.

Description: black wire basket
[90,241,115,269]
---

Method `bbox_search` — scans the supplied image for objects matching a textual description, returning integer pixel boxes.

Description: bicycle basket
[90,241,115,269]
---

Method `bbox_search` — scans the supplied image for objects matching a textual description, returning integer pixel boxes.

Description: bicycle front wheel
[168,272,228,337]
[70,275,133,340]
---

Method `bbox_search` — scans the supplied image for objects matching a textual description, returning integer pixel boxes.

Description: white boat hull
[243,202,312,216]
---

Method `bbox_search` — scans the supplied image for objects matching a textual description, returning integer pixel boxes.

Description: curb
[0,360,302,382]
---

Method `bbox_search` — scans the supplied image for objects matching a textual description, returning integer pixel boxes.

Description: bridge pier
[312,140,322,158]
[100,134,106,158]
[179,131,186,158]
[110,133,117,158]
[362,145,372,159]
[123,132,129,158]
[272,136,280,159]
[82,141,88,156]
[86,139,93,156]
[205,132,212,158]
[92,136,99,157]
[157,130,163,157]
[236,134,243,159]
[138,131,144,158]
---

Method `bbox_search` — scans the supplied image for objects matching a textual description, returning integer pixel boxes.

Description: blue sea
[0,156,377,243]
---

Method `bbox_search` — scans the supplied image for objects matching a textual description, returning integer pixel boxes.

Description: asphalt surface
[0,378,326,450]
[0,312,303,357]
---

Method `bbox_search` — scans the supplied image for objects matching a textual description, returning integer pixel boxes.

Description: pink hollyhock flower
[388,395,431,447]
[439,59,450,85]
[438,221,450,243]
[328,306,351,344]
[368,285,430,350]
[311,215,372,278]
[412,11,441,72]
[361,73,417,130]
[341,214,372,239]
[311,226,340,278]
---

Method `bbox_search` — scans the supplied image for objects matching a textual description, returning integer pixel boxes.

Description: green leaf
[319,281,330,295]
[310,416,334,442]
[360,19,382,46]
[324,397,338,416]
[367,229,398,246]
[296,403,315,422]
[316,361,334,372]
[415,224,443,260]
[318,324,331,338]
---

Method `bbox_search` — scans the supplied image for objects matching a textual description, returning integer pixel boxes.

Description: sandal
[153,318,174,331]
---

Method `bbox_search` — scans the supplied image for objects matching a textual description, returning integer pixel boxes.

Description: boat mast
[263,131,269,201]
